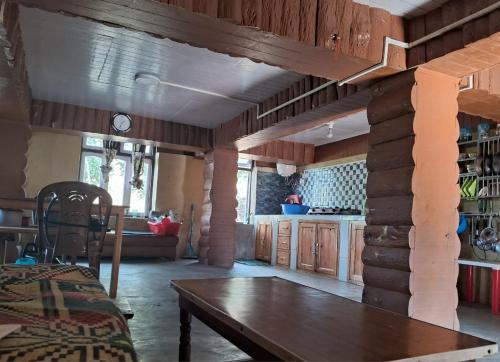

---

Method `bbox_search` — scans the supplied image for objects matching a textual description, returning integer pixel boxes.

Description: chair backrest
[36,182,112,274]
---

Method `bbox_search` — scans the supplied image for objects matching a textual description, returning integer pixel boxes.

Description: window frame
[79,136,155,216]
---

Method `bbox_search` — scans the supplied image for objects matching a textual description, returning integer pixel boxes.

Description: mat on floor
[235,259,270,266]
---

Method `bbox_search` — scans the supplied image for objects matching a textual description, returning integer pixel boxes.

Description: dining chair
[36,181,112,277]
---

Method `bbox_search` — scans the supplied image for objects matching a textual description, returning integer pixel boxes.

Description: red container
[147,218,181,236]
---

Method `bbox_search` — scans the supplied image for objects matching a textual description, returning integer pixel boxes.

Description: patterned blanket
[0,264,137,362]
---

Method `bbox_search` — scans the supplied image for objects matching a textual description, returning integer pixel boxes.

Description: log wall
[364,68,461,330]
[31,100,212,151]
[363,70,416,316]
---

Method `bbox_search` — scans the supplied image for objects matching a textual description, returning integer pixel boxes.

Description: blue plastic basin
[281,204,310,215]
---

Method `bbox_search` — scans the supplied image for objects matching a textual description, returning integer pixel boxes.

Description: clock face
[112,113,132,133]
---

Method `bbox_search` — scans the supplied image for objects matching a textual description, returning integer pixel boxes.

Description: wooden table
[0,198,126,299]
[458,258,500,315]
[171,277,498,361]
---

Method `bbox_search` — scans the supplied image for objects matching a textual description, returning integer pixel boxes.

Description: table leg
[466,265,474,304]
[179,307,192,361]
[110,211,124,299]
[492,269,499,315]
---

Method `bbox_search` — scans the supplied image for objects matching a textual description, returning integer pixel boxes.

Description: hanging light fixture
[326,122,334,139]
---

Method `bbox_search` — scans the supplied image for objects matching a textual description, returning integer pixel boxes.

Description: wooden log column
[364,68,460,330]
[0,1,31,198]
[198,154,214,264]
[204,148,238,267]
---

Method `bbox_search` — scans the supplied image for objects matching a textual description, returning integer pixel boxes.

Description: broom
[183,203,197,259]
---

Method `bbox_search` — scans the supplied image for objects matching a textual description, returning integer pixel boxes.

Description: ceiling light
[135,72,161,86]
[327,123,334,139]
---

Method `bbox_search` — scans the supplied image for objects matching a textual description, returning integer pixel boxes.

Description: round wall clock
[111,113,133,134]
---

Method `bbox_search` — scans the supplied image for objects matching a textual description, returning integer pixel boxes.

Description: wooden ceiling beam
[406,0,500,77]
[458,64,500,121]
[12,0,405,81]
[214,76,371,151]
[31,100,213,152]
[0,1,31,121]
[239,140,315,166]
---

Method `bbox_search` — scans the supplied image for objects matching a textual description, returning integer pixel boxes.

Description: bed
[0,264,137,361]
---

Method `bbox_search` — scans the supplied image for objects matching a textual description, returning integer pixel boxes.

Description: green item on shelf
[467,179,477,197]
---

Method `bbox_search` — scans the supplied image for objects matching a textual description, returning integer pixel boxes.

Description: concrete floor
[100,259,500,362]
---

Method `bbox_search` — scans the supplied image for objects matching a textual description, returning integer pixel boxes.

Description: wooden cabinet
[298,221,339,275]
[255,221,272,262]
[349,221,366,285]
[276,220,291,267]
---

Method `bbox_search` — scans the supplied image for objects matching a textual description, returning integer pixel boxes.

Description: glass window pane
[129,162,150,215]
[123,143,133,152]
[237,158,252,170]
[123,142,152,155]
[107,158,126,206]
[82,155,102,186]
[85,137,103,148]
[236,170,251,223]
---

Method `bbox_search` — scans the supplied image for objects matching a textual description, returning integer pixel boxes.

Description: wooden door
[349,222,366,285]
[297,222,316,271]
[316,222,339,275]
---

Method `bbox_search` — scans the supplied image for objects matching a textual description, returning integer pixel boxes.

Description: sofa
[103,217,178,259]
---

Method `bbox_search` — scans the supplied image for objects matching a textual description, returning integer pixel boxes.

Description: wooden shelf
[458,139,477,146]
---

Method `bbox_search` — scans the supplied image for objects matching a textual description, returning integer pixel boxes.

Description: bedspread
[0,264,137,362]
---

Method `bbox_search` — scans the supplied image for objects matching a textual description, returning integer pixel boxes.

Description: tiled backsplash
[295,161,367,211]
[255,171,293,215]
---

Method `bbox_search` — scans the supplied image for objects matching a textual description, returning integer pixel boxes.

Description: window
[236,159,253,223]
[80,137,154,216]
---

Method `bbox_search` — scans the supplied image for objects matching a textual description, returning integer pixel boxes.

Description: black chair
[36,181,112,277]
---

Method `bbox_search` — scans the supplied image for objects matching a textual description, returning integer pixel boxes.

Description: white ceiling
[354,0,448,18]
[19,7,304,129]
[282,111,370,146]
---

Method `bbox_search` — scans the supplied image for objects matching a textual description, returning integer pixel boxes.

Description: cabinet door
[297,222,316,271]
[263,223,273,262]
[349,222,366,284]
[255,222,267,260]
[316,222,339,275]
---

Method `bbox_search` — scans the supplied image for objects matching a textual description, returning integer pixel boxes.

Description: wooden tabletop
[171,277,497,361]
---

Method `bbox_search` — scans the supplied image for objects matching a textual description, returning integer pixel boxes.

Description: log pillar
[0,119,31,198]
[364,68,460,330]
[200,148,238,267]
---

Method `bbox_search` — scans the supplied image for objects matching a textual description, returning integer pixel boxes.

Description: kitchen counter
[253,214,366,281]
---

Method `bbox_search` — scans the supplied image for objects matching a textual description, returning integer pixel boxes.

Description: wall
[255,170,293,215]
[314,134,369,163]
[295,161,367,211]
[153,153,204,258]
[25,131,82,197]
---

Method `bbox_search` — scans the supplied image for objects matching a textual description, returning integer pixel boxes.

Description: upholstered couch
[103,217,178,259]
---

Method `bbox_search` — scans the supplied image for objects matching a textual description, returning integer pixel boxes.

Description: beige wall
[25,131,82,197]
[153,153,204,258]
